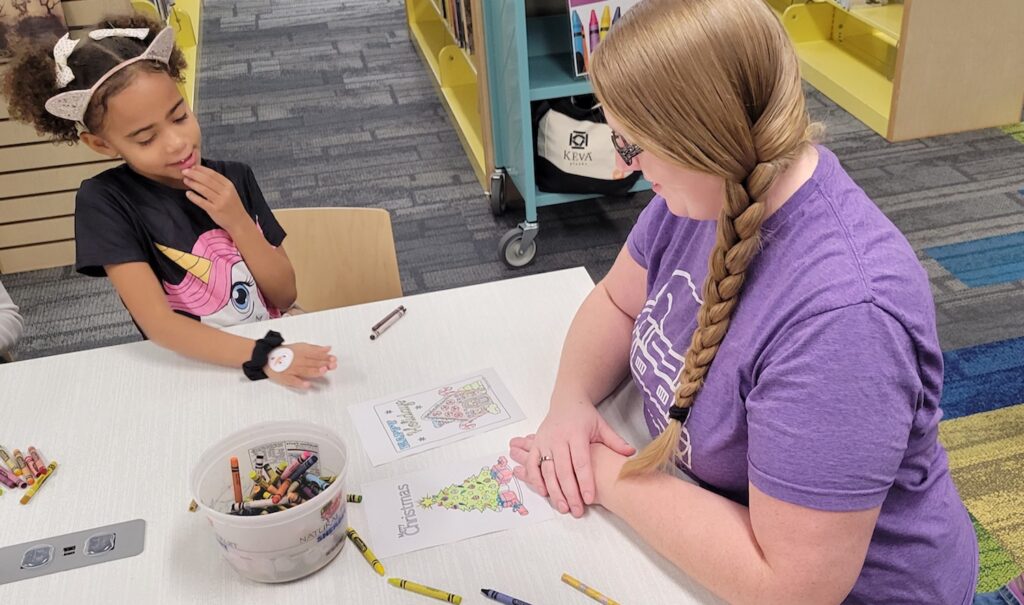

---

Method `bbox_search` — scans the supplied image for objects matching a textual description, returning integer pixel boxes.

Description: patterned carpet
[1,0,1022,590]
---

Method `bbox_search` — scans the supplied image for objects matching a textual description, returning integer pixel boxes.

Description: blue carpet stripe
[926,232,1024,288]
[941,336,1024,420]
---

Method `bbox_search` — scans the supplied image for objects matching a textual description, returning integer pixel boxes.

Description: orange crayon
[230,456,243,509]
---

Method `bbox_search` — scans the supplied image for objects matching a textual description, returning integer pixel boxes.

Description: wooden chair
[272,208,402,313]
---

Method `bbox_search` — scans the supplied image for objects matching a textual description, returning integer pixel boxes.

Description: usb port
[63,546,76,556]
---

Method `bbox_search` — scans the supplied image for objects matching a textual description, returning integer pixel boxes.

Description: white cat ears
[44,27,176,123]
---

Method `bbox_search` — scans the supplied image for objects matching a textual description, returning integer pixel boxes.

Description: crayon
[12,449,26,476]
[24,453,43,479]
[28,447,48,476]
[288,454,318,482]
[589,10,600,55]
[612,6,621,24]
[561,573,620,605]
[0,446,16,473]
[242,499,278,511]
[0,465,18,488]
[20,461,58,505]
[388,577,461,604]
[572,11,586,75]
[250,471,282,504]
[305,474,329,491]
[347,527,385,576]
[599,6,610,41]
[481,588,534,605]
[347,493,363,503]
[230,456,243,509]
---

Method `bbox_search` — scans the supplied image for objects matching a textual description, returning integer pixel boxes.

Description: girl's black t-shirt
[74,159,287,327]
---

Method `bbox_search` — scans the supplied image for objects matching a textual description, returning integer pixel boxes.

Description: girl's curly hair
[1,12,187,144]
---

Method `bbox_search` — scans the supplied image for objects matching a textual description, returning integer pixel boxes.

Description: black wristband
[243,330,285,381]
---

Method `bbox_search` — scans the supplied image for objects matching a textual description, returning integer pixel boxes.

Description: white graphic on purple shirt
[631,269,702,470]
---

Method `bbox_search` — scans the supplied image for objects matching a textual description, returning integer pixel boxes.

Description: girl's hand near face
[182,165,252,235]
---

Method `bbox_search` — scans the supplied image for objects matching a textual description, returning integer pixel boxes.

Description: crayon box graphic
[566,0,643,77]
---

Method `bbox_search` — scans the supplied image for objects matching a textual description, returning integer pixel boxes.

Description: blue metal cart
[482,2,650,267]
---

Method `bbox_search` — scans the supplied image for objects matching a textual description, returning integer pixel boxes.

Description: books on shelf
[567,0,642,77]
[436,0,475,54]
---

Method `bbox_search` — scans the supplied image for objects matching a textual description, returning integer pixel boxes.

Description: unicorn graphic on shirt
[631,269,702,470]
[155,229,281,328]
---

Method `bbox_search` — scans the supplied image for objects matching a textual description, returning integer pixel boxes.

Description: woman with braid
[506,1,1017,603]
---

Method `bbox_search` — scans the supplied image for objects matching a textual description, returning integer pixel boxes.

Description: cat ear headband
[44,27,175,123]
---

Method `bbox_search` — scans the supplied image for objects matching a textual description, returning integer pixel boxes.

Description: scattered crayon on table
[346,527,385,576]
[346,493,362,503]
[0,444,58,500]
[561,572,620,605]
[20,461,58,505]
[388,577,462,604]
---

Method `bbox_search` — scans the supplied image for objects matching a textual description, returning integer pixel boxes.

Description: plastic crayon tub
[190,421,349,583]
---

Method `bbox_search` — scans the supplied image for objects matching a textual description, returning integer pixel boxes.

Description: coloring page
[349,369,524,466]
[361,454,555,557]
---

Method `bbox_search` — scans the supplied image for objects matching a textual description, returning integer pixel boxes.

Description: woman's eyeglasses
[610,131,642,166]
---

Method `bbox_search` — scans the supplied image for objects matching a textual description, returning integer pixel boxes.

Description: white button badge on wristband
[267,347,294,373]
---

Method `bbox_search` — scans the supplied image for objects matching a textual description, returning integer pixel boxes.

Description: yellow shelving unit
[131,0,201,109]
[406,0,490,188]
[772,0,1024,141]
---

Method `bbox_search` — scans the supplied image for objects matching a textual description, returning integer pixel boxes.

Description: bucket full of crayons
[189,421,349,583]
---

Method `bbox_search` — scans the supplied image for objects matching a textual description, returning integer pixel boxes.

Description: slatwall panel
[0,0,132,274]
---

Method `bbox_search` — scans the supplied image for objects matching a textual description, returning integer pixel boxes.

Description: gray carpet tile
[2,0,1023,360]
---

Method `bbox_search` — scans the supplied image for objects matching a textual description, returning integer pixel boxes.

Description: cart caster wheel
[499,228,537,268]
[488,171,507,216]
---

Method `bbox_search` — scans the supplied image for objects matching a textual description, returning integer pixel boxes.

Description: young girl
[2,14,337,388]
[509,1,1023,603]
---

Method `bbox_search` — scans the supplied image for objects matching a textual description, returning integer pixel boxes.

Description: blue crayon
[572,10,586,74]
[612,6,621,24]
[481,588,534,605]
[304,473,329,491]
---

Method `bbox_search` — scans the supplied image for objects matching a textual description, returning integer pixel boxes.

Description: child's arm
[181,166,297,310]
[106,262,333,388]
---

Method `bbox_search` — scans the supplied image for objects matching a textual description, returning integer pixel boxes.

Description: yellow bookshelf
[773,0,1024,141]
[406,0,489,187]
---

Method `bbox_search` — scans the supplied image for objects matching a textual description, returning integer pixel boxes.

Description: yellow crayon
[12,449,26,476]
[346,493,363,503]
[388,577,461,604]
[561,573,620,605]
[346,527,385,576]
[0,446,17,472]
[599,6,611,40]
[20,461,58,505]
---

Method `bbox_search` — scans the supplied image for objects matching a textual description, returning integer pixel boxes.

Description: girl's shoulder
[202,158,253,180]
[76,164,138,206]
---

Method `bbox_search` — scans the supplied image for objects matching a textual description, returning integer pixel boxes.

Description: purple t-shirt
[626,147,977,604]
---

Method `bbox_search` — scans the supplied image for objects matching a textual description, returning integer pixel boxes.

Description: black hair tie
[667,405,690,424]
[242,330,285,381]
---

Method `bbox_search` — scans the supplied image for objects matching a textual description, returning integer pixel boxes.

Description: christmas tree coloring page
[361,454,555,557]
[349,369,525,465]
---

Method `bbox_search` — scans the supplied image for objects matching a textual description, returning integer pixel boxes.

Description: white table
[0,268,722,604]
